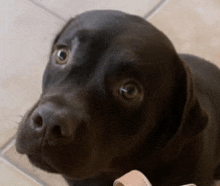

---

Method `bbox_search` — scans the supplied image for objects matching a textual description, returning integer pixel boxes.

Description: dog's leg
[214,162,220,180]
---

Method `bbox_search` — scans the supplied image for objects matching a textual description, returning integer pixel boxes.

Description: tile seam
[0,136,16,154]
[144,0,169,19]
[0,154,45,186]
[1,140,46,185]
[28,0,168,22]
[28,0,66,22]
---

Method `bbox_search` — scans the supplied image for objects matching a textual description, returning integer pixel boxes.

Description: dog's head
[16,10,208,180]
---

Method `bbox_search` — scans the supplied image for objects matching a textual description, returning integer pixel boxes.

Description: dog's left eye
[119,82,140,100]
[55,49,69,64]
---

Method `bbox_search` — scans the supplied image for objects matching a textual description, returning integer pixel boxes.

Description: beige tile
[0,156,41,186]
[0,117,17,149]
[31,0,163,19]
[4,143,68,186]
[149,0,220,67]
[0,0,63,146]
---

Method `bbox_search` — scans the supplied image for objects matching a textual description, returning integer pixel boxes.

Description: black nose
[30,103,73,139]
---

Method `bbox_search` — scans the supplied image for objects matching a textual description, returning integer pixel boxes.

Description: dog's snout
[32,112,43,130]
[30,104,73,139]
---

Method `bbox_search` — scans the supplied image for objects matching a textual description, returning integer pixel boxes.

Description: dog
[16,10,220,186]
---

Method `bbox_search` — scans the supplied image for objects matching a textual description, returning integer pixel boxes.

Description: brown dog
[16,10,220,186]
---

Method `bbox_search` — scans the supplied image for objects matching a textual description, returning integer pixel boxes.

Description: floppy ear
[161,58,209,162]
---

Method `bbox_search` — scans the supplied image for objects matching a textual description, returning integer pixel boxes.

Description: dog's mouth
[28,154,58,173]
[27,153,90,179]
[25,144,96,180]
[16,116,111,180]
[26,145,113,181]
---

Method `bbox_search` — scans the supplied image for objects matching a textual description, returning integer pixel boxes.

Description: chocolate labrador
[16,10,220,186]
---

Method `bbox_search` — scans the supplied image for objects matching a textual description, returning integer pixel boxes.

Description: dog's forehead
[76,10,129,29]
[54,10,177,69]
[56,10,149,44]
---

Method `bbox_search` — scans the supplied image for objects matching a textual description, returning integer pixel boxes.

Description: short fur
[16,10,220,186]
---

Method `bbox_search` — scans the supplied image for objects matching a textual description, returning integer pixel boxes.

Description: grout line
[1,139,46,185]
[28,0,66,22]
[0,137,16,154]
[143,0,168,20]
[28,0,169,23]
[0,155,45,186]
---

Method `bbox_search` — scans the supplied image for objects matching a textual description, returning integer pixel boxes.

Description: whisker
[15,115,23,118]
[8,119,20,124]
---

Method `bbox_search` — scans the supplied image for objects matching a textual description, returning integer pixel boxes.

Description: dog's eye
[119,82,140,100]
[55,49,69,64]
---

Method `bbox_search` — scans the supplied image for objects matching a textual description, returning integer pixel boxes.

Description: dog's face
[16,10,205,181]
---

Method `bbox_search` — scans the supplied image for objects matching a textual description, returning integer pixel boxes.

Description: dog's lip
[15,134,43,156]
[28,154,92,180]
[15,143,26,154]
[28,154,58,173]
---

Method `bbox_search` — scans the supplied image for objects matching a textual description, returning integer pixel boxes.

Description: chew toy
[113,170,196,186]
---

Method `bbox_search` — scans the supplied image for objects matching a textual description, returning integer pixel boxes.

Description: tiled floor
[1,0,220,185]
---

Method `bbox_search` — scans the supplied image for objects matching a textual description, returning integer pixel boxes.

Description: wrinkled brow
[52,18,75,46]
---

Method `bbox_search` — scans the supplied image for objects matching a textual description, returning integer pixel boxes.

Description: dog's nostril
[52,125,62,136]
[32,114,43,129]
[30,105,73,138]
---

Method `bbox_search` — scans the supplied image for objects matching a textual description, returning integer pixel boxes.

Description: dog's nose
[30,104,73,139]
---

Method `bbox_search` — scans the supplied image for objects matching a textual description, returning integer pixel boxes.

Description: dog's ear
[161,58,209,162]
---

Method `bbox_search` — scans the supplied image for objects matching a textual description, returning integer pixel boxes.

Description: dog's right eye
[55,49,69,65]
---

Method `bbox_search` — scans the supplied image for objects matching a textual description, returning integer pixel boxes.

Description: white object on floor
[113,170,196,186]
